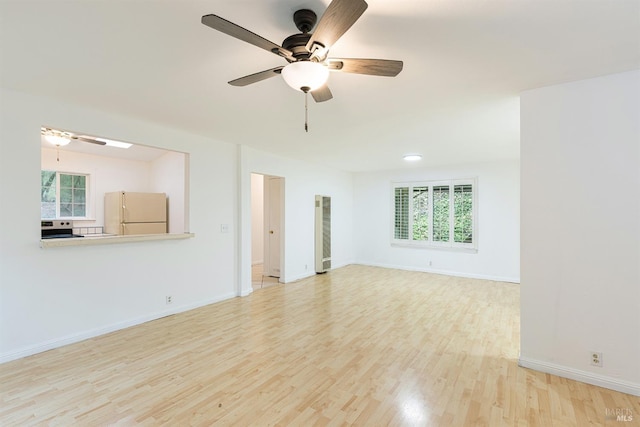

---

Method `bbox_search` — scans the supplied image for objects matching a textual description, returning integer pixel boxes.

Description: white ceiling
[2,0,639,171]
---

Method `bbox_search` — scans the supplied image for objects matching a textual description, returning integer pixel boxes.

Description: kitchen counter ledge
[40,233,195,248]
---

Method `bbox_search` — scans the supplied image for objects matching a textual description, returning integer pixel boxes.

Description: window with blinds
[432,185,450,242]
[454,184,473,243]
[392,179,476,249]
[412,186,429,241]
[394,187,409,239]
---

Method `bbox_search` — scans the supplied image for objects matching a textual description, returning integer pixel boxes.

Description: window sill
[391,242,478,254]
[40,233,195,248]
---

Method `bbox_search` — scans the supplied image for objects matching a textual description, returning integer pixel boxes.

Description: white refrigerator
[104,192,167,235]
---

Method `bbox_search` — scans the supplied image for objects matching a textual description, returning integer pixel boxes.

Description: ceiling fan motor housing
[282,9,322,61]
[282,33,313,60]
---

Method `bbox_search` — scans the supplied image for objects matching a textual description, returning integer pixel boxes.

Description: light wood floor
[252,263,280,291]
[1,265,638,426]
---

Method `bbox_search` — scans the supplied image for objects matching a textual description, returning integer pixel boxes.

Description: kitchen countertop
[40,232,195,248]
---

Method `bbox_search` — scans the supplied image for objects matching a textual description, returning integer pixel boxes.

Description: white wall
[520,70,640,396]
[150,150,187,234]
[0,88,238,362]
[250,173,264,265]
[353,160,520,282]
[238,146,355,295]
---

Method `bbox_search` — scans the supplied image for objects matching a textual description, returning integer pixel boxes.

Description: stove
[41,220,84,239]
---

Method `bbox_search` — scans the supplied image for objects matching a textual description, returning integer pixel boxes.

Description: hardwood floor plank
[1,265,638,426]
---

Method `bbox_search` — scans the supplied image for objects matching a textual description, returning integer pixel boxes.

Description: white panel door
[265,176,283,278]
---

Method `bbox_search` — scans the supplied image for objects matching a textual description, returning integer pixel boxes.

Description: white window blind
[454,184,473,243]
[412,186,429,241]
[392,179,476,249]
[394,187,409,240]
[432,185,450,242]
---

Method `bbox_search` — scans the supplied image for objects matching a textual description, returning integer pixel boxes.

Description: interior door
[264,176,283,278]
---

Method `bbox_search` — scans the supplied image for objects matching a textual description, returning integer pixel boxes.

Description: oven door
[41,231,84,239]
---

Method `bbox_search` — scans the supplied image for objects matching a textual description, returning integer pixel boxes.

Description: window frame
[391,178,477,250]
[41,170,92,220]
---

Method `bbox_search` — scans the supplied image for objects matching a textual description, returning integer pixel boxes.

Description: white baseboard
[238,286,253,296]
[283,260,354,283]
[356,261,520,283]
[0,292,236,365]
[519,357,640,396]
[284,271,316,283]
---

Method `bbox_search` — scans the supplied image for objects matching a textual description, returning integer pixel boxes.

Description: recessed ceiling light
[403,154,422,162]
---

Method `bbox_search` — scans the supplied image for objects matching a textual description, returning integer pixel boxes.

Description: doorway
[250,173,284,290]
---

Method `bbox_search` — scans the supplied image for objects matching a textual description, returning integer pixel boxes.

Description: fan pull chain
[301,86,311,132]
[305,91,309,132]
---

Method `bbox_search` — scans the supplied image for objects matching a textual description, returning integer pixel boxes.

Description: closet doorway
[251,173,284,290]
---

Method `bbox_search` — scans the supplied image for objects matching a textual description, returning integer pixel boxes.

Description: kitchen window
[41,171,89,219]
[392,179,476,249]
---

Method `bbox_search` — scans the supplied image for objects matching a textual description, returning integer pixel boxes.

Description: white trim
[284,260,355,283]
[391,242,478,253]
[0,292,236,365]
[239,287,253,297]
[285,271,317,283]
[518,357,640,397]
[356,261,520,284]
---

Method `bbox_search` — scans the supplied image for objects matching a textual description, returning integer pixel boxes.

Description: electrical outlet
[590,351,603,367]
[166,295,173,305]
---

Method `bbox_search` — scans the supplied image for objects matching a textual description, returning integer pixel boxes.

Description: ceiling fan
[41,127,109,162]
[201,0,403,105]
[41,127,133,149]
[41,128,106,147]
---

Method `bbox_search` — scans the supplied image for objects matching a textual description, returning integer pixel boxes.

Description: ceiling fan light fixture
[281,61,329,92]
[42,128,71,146]
[403,154,423,162]
[45,134,71,146]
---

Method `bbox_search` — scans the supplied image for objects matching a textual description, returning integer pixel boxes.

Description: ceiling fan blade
[326,58,403,77]
[202,15,293,60]
[71,136,106,145]
[228,66,284,87]
[306,0,368,55]
[311,85,333,103]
